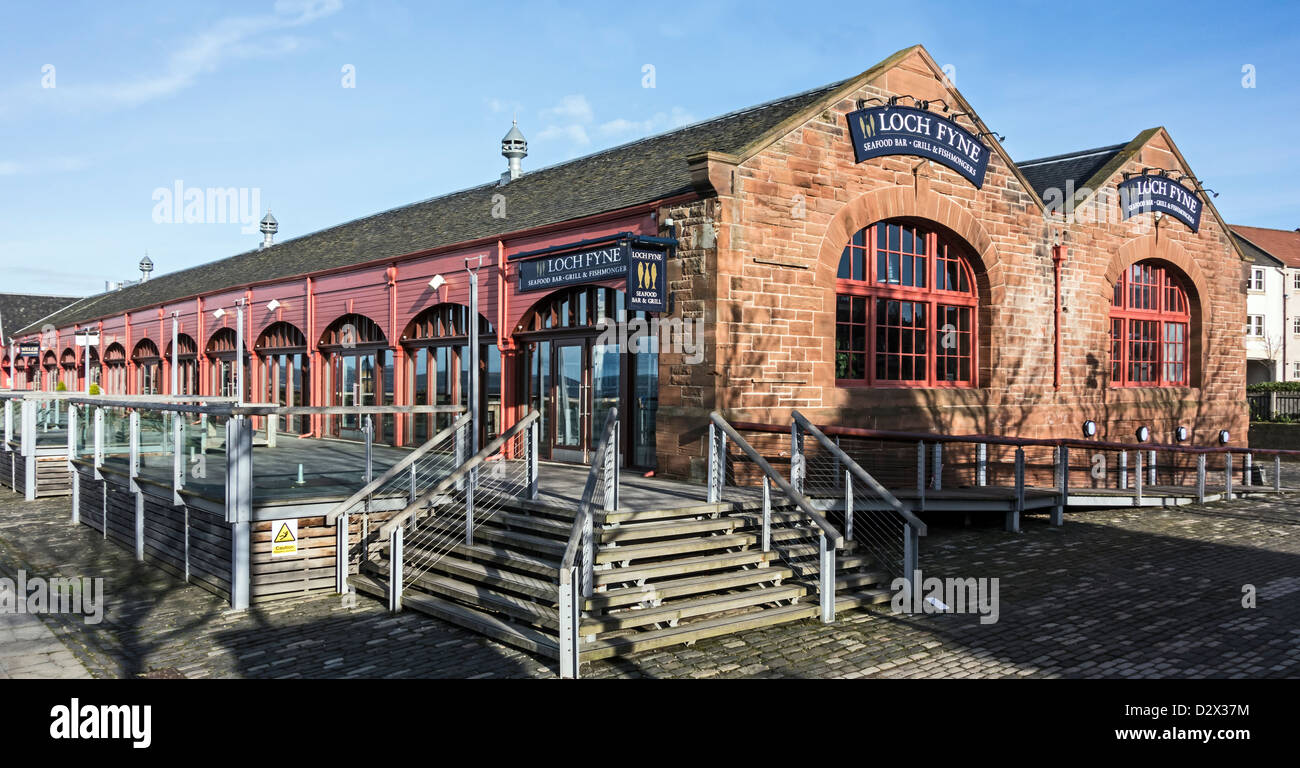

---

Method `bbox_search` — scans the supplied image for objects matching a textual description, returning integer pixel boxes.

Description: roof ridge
[1015,143,1129,168]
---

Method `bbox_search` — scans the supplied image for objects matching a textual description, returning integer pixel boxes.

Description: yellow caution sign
[271,519,299,557]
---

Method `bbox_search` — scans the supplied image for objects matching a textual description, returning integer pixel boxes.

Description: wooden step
[349,573,559,660]
[593,549,778,587]
[599,516,742,544]
[450,543,558,580]
[364,561,560,629]
[584,565,795,611]
[594,525,827,564]
[579,601,820,660]
[402,551,559,601]
[583,583,810,634]
[600,499,768,525]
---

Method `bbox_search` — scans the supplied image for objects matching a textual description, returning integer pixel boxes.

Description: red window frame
[835,221,978,388]
[1108,261,1191,387]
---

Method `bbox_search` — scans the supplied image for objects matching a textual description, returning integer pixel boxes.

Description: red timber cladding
[312,266,393,342]
[249,282,309,342]
[394,248,503,344]
[676,48,1247,479]
[203,288,251,348]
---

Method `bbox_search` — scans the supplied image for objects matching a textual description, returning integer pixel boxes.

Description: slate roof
[19,76,851,336]
[0,294,83,342]
[1232,233,1285,269]
[1232,225,1300,269]
[1014,143,1129,204]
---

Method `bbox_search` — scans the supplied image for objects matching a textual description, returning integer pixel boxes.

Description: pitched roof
[1231,225,1300,269]
[0,293,83,341]
[1233,233,1285,268]
[20,76,851,336]
[1014,143,1128,207]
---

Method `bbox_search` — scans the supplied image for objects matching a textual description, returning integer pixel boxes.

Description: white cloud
[540,94,594,123]
[537,124,590,146]
[599,106,696,137]
[14,0,342,114]
[0,156,90,176]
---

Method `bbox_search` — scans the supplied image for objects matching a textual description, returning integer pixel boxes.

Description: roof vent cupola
[139,253,154,281]
[501,120,528,183]
[260,210,278,250]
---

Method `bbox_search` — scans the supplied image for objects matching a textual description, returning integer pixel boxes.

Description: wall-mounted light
[428,274,446,291]
[266,299,281,312]
[1135,425,1151,443]
[1174,426,1189,442]
[1218,430,1231,445]
[978,130,1006,142]
[1082,420,1098,438]
[212,308,225,319]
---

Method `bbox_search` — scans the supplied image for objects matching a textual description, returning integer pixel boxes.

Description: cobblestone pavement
[1,486,1297,679]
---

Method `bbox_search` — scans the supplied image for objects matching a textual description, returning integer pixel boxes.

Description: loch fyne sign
[1116,174,1202,233]
[845,105,990,188]
[517,243,628,293]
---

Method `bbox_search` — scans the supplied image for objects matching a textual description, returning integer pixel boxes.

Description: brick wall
[658,49,1247,478]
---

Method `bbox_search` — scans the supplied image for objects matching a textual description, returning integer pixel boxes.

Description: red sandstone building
[1,45,1249,479]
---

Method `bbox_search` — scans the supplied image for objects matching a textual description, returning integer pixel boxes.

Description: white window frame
[1250,267,1265,292]
[1247,315,1265,337]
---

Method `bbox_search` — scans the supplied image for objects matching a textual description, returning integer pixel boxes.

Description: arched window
[1109,260,1191,387]
[515,285,627,332]
[102,342,127,394]
[165,334,199,396]
[207,328,249,399]
[320,314,392,443]
[835,219,978,386]
[60,348,78,391]
[256,323,309,433]
[256,322,307,351]
[402,304,498,444]
[132,339,161,395]
[41,351,57,391]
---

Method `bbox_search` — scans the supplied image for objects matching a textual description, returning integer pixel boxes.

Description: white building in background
[1233,225,1300,384]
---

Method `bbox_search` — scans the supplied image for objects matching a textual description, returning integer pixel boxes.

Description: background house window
[1108,261,1192,387]
[1293,272,1300,290]
[1250,267,1265,291]
[836,220,978,387]
[1293,316,1300,335]
[1247,315,1265,337]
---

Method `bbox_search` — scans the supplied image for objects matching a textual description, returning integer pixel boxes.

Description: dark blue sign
[845,106,990,189]
[1117,174,1202,233]
[17,342,39,358]
[517,243,628,293]
[627,246,668,313]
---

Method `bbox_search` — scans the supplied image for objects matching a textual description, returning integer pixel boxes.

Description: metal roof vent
[260,210,278,250]
[139,253,154,281]
[501,120,528,184]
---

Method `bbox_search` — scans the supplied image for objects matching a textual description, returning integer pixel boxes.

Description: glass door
[630,349,658,468]
[552,341,585,463]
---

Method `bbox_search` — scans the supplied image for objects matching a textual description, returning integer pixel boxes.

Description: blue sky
[2,0,1297,296]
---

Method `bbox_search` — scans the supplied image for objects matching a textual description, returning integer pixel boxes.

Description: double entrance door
[525,335,657,468]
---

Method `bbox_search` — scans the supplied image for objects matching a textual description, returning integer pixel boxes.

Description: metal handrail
[710,411,843,549]
[791,410,926,536]
[729,418,1300,458]
[378,410,540,536]
[561,407,619,571]
[324,412,473,525]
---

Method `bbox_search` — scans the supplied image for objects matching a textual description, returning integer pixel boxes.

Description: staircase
[348,492,896,665]
[342,409,918,676]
